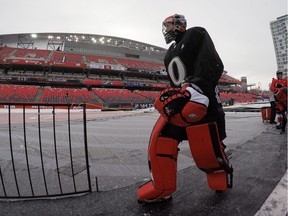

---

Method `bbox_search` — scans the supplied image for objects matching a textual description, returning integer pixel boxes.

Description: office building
[270,14,288,76]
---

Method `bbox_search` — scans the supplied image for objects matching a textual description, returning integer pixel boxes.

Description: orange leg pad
[156,137,178,158]
[207,171,232,190]
[186,123,220,169]
[137,181,163,200]
[149,154,177,191]
[137,180,176,201]
[137,154,177,201]
[137,117,178,201]
[186,122,233,191]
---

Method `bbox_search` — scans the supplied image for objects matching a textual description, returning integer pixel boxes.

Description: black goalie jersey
[164,26,226,140]
[164,26,223,97]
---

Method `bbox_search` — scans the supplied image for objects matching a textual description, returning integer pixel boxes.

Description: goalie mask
[155,86,209,127]
[162,14,187,44]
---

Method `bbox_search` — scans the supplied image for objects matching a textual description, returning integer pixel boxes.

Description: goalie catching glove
[155,84,209,127]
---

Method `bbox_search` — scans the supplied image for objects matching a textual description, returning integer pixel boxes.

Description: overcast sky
[0,0,287,90]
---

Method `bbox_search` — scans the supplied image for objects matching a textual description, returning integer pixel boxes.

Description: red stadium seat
[40,87,101,104]
[14,49,50,59]
[0,84,39,102]
[51,52,83,63]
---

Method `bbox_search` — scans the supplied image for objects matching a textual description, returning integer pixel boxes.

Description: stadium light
[31,34,37,38]
[99,37,105,44]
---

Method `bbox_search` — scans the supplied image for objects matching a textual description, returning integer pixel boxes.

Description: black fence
[0,103,91,199]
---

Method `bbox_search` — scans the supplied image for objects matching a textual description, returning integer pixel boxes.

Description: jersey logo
[167,56,187,86]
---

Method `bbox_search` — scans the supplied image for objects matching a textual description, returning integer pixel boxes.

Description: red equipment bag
[260,106,271,123]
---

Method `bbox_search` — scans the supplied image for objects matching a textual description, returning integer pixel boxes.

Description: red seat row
[0,84,159,104]
[135,90,160,101]
[51,52,83,63]
[14,49,50,59]
[0,84,39,102]
[220,92,258,103]
[92,88,152,104]
[0,47,15,58]
[40,87,101,104]
[0,46,164,71]
[0,84,262,105]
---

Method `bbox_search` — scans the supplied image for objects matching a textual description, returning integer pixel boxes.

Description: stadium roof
[0,32,166,54]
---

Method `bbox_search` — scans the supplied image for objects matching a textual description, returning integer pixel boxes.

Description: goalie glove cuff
[181,85,209,107]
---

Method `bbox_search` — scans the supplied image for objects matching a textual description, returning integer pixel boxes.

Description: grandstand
[0,33,269,109]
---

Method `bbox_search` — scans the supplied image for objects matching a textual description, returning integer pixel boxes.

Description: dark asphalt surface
[0,110,287,216]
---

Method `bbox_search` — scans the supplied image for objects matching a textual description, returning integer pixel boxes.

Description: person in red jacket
[270,71,287,134]
[270,71,287,93]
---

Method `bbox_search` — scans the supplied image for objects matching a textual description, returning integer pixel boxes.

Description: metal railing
[0,103,91,199]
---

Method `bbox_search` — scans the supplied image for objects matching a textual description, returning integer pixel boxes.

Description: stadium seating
[40,87,101,104]
[92,88,151,104]
[220,92,258,104]
[86,55,116,64]
[0,47,164,72]
[14,49,50,59]
[51,52,83,63]
[0,47,267,107]
[0,83,261,106]
[85,54,163,71]
[0,84,39,102]
[0,47,15,58]
[135,90,160,101]
[115,58,163,71]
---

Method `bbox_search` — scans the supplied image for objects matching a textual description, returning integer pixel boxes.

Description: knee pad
[137,117,179,202]
[186,122,233,191]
